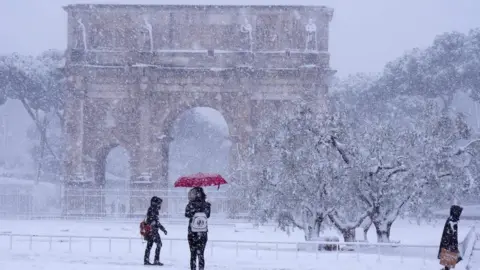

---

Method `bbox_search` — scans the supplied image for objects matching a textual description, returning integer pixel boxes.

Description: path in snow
[468,237,480,270]
[0,246,442,270]
[0,218,475,245]
[0,219,476,269]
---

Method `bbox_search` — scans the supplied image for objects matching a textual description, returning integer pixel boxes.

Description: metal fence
[0,233,441,264]
[0,187,248,220]
[457,226,478,269]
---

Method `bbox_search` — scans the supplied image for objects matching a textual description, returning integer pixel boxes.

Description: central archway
[167,107,231,215]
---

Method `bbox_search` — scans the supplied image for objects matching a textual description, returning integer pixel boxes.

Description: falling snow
[0,2,480,270]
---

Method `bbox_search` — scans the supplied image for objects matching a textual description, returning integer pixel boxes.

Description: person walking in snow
[144,196,168,265]
[438,205,463,270]
[185,187,211,270]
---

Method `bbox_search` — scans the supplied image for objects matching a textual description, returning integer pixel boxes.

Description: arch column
[133,76,153,185]
[152,133,173,189]
[64,75,87,184]
[222,96,253,185]
[128,75,156,216]
[299,67,335,113]
[228,134,253,181]
[225,133,253,217]
[63,74,97,216]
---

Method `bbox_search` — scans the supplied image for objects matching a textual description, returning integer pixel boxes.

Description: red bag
[440,248,458,268]
[140,221,151,238]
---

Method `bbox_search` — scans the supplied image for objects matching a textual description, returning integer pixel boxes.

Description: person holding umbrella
[174,173,226,270]
[185,187,211,270]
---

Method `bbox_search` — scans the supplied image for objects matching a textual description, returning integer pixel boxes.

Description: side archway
[92,143,133,217]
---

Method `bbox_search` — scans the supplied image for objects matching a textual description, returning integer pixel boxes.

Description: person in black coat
[185,187,211,270]
[438,205,463,270]
[144,196,167,265]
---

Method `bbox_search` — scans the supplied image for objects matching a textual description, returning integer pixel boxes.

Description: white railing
[0,188,248,220]
[457,226,477,269]
[0,210,250,222]
[0,233,440,263]
[461,226,476,257]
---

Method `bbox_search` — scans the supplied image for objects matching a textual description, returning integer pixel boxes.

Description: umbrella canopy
[174,173,227,189]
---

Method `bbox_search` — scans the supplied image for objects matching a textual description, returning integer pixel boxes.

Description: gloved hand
[457,256,463,263]
[163,229,168,235]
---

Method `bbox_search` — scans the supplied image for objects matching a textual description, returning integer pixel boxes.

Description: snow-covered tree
[0,50,65,169]
[247,102,349,240]
[347,96,471,242]
[327,177,371,242]
[371,28,480,113]
[330,72,380,94]
[27,114,64,183]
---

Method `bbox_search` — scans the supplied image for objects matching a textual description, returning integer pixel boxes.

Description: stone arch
[63,4,334,217]
[93,142,133,187]
[162,102,234,142]
[162,103,233,185]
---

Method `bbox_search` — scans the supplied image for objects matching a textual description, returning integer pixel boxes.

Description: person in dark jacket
[438,205,463,270]
[144,196,167,265]
[185,187,211,270]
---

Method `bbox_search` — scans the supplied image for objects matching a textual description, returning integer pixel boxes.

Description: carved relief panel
[255,13,280,51]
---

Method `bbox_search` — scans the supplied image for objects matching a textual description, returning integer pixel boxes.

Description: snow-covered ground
[470,250,480,270]
[0,218,475,244]
[0,218,477,269]
[0,250,441,270]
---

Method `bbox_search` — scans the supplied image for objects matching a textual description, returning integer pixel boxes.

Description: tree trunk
[340,228,356,243]
[20,98,58,162]
[35,119,47,184]
[442,95,453,114]
[304,225,314,241]
[373,221,392,243]
[362,218,372,241]
[303,216,323,241]
[56,111,65,131]
[314,217,323,238]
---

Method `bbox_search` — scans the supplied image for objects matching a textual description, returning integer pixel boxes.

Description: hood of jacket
[150,196,162,210]
[449,205,463,222]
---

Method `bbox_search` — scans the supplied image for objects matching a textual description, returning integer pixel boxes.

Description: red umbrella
[174,173,228,189]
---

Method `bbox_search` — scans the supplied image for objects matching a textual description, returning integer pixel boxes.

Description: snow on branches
[347,95,473,242]
[248,102,351,240]
[0,50,65,178]
[246,87,475,243]
[0,50,64,114]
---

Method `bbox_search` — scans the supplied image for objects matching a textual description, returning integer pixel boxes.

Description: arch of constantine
[62,4,334,216]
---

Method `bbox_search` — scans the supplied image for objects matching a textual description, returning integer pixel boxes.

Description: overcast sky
[0,0,479,76]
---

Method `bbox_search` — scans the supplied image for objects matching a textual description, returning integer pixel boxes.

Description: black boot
[145,240,153,265]
[153,241,162,266]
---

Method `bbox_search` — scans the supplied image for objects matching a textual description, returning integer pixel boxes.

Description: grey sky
[0,0,479,76]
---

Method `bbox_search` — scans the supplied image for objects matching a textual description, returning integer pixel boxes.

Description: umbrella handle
[217,184,220,190]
